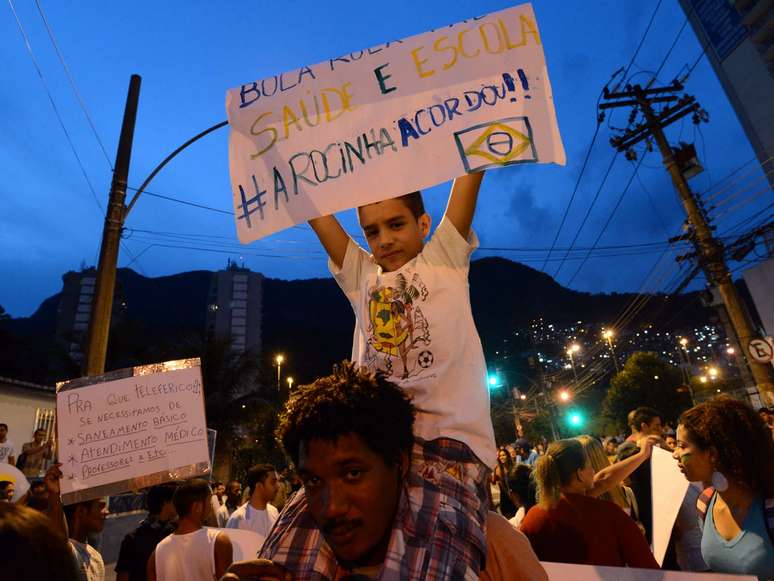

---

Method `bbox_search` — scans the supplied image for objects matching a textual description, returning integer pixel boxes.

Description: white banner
[226,2,565,243]
[542,562,754,580]
[651,446,690,566]
[57,363,210,504]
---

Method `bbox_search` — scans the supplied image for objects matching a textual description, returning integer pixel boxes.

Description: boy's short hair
[359,191,425,220]
[172,479,211,518]
[397,191,425,219]
[0,423,7,430]
[247,464,276,491]
[276,361,416,467]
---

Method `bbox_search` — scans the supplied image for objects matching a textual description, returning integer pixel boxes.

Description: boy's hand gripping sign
[226,2,565,243]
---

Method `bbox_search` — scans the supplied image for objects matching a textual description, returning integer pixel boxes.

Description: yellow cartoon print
[366,272,430,379]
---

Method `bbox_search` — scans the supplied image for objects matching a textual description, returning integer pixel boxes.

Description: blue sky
[1,0,769,316]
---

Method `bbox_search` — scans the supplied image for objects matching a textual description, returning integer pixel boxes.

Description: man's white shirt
[225,502,278,545]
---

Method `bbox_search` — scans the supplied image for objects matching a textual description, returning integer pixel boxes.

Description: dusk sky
[1,0,769,317]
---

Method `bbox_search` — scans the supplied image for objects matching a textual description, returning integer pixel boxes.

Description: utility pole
[84,75,141,376]
[600,82,774,401]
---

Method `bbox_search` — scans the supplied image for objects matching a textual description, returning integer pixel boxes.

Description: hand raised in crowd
[44,462,63,497]
[636,435,662,456]
[220,559,291,581]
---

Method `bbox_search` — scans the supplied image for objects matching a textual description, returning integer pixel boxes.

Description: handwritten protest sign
[226,2,565,243]
[651,446,691,566]
[56,359,210,505]
[542,561,754,580]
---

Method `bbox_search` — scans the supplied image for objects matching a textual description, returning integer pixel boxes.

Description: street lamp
[558,389,571,402]
[287,376,294,391]
[275,354,284,390]
[603,329,620,373]
[566,344,580,380]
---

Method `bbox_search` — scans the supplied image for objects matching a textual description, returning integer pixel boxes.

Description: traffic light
[488,373,501,388]
[567,410,585,429]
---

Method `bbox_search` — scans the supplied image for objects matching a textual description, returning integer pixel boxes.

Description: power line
[552,151,619,277]
[620,0,665,85]
[565,156,646,287]
[7,0,105,217]
[32,0,113,170]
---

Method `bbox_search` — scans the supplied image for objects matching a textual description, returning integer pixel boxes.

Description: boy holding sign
[264,172,495,579]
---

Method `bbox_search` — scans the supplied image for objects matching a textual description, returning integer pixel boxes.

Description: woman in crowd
[673,396,774,580]
[519,438,658,568]
[577,435,642,529]
[492,447,517,518]
[506,464,536,528]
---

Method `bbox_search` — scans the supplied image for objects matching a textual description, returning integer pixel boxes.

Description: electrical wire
[7,0,105,217]
[32,0,113,170]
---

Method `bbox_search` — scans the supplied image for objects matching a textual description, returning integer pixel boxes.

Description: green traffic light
[569,411,584,427]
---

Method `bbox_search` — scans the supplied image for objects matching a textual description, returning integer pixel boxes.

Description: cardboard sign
[226,2,565,242]
[541,561,754,580]
[56,359,210,505]
[651,446,690,566]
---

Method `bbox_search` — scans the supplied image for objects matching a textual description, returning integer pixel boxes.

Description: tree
[0,305,10,320]
[602,352,692,433]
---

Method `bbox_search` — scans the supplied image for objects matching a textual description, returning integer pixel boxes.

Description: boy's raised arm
[308,215,349,270]
[443,171,485,239]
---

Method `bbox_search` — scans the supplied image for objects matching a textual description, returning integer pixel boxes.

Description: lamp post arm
[124,119,229,217]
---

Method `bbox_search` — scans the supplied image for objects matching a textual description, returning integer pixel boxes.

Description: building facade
[206,261,263,355]
[680,0,774,186]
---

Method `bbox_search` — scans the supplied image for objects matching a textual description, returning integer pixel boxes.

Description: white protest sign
[542,561,755,580]
[651,446,690,566]
[226,2,565,243]
[57,361,210,504]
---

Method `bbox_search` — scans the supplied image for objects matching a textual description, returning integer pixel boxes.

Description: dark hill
[0,258,710,384]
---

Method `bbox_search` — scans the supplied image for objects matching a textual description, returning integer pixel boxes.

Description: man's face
[0,426,7,441]
[260,472,280,503]
[216,484,225,496]
[33,430,45,444]
[642,417,663,437]
[358,199,430,272]
[83,499,108,533]
[665,435,677,451]
[227,482,242,503]
[299,434,404,567]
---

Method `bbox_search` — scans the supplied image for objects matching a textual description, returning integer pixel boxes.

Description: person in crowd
[673,396,774,580]
[535,442,546,456]
[602,436,618,462]
[64,497,109,581]
[664,431,677,451]
[148,479,232,581]
[577,435,642,528]
[617,406,664,543]
[758,407,774,440]
[226,362,546,581]
[19,428,53,478]
[0,503,79,581]
[506,444,519,463]
[506,464,536,528]
[216,480,242,528]
[226,464,279,545]
[520,438,658,568]
[115,483,178,581]
[290,170,497,579]
[210,480,225,515]
[0,423,16,465]
[0,480,14,501]
[492,447,517,518]
[515,438,539,466]
[21,479,49,512]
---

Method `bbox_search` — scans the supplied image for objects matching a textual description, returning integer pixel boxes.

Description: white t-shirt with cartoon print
[331,217,496,467]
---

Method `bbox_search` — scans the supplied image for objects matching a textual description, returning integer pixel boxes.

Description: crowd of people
[2,176,774,580]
